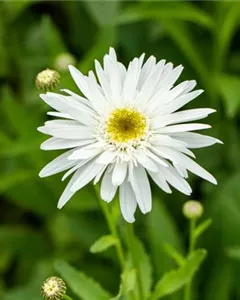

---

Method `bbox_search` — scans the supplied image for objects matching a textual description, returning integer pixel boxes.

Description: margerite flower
[38,48,221,223]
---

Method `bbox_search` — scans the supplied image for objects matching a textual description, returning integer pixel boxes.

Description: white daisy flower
[38,48,221,223]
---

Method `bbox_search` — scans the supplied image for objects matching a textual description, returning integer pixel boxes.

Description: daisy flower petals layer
[38,47,221,223]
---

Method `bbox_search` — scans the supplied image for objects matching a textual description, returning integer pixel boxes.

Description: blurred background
[1,1,240,299]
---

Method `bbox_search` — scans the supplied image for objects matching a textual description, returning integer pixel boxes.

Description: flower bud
[183,200,203,220]
[55,52,76,72]
[36,69,60,92]
[41,276,66,300]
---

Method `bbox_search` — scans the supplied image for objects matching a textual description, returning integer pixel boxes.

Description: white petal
[40,93,69,112]
[39,149,75,178]
[124,54,145,104]
[173,163,188,178]
[68,65,91,99]
[100,167,118,202]
[136,60,165,105]
[41,137,94,150]
[38,124,92,139]
[171,132,223,149]
[156,65,183,91]
[62,159,91,181]
[119,180,137,223]
[88,71,108,113]
[130,165,152,214]
[112,162,128,186]
[70,160,103,192]
[157,123,211,134]
[93,165,108,185]
[42,92,96,126]
[47,111,72,119]
[144,148,169,168]
[134,152,158,172]
[161,90,204,114]
[61,89,92,109]
[68,143,102,160]
[137,56,156,89]
[161,163,192,195]
[152,134,187,149]
[178,154,217,184]
[95,59,112,101]
[57,170,79,209]
[148,170,172,193]
[153,108,216,128]
[97,150,117,164]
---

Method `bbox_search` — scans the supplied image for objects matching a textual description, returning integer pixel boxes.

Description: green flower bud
[55,52,76,72]
[41,276,66,300]
[183,200,203,220]
[36,69,60,92]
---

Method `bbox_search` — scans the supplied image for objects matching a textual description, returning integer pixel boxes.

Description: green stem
[94,185,125,271]
[63,295,73,300]
[126,223,144,300]
[184,219,196,300]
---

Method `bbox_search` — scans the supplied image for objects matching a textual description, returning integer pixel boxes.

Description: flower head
[41,276,66,300]
[55,52,76,72]
[183,200,204,220]
[36,69,60,92]
[38,48,221,223]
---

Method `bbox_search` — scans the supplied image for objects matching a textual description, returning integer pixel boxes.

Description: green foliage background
[1,1,240,299]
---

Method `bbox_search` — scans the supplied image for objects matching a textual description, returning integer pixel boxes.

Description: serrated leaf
[90,235,119,253]
[151,249,207,299]
[111,268,137,300]
[55,260,111,300]
[194,219,212,240]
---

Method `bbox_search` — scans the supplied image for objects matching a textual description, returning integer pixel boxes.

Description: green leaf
[194,219,212,241]
[84,1,120,27]
[55,260,111,300]
[163,243,185,267]
[118,2,214,29]
[90,235,119,254]
[213,2,240,71]
[0,170,34,193]
[111,268,137,300]
[151,249,207,300]
[216,74,240,118]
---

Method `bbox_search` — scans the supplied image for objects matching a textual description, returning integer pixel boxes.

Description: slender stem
[63,295,73,300]
[94,185,125,271]
[126,223,144,300]
[184,219,196,300]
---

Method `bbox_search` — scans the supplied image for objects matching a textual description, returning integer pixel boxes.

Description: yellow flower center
[106,108,147,143]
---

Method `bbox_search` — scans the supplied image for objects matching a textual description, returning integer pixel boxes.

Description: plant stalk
[184,219,196,300]
[126,223,144,300]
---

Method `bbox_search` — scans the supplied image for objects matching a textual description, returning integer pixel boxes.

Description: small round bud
[183,200,203,220]
[36,69,60,92]
[55,52,76,72]
[41,276,66,300]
